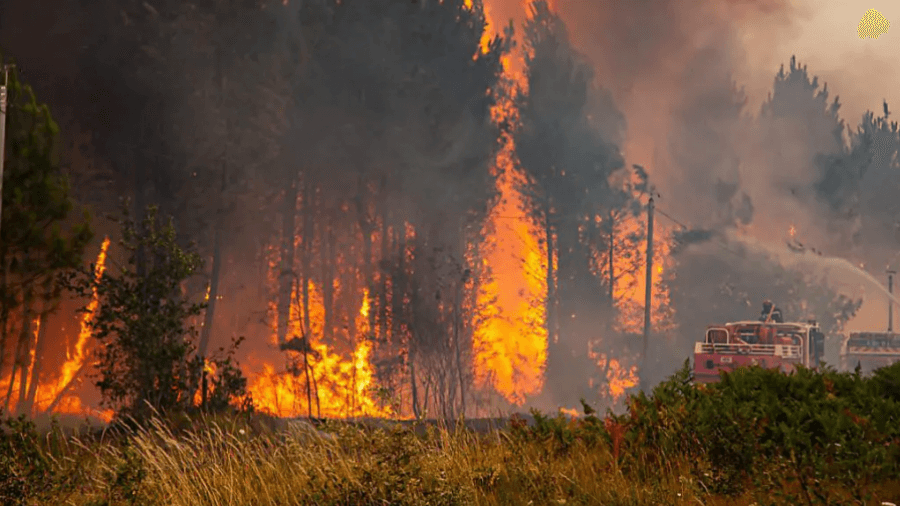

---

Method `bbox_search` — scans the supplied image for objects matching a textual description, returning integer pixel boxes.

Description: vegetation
[64,204,250,419]
[2,362,898,505]
[0,53,93,415]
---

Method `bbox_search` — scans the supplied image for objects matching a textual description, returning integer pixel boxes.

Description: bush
[0,415,50,505]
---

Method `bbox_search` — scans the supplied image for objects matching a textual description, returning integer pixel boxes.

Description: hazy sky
[738,1,897,125]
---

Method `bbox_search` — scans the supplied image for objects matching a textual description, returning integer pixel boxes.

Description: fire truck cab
[693,320,825,383]
[839,332,900,374]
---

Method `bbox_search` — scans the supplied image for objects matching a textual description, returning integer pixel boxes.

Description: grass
[2,414,729,506]
[5,362,900,505]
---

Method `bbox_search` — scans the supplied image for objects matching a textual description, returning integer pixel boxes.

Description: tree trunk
[301,179,313,341]
[45,362,87,414]
[199,222,224,357]
[410,354,420,419]
[276,178,298,345]
[22,312,47,415]
[347,261,358,416]
[0,272,11,396]
[322,221,334,341]
[5,284,31,412]
[608,210,615,307]
[16,311,34,412]
[454,279,466,418]
[354,179,376,334]
[544,203,556,345]
[199,47,230,360]
[303,347,313,420]
[0,256,10,394]
[378,176,389,343]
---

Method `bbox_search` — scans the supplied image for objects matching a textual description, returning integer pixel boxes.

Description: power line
[652,203,749,260]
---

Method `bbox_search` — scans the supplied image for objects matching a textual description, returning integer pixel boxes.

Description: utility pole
[608,210,615,306]
[888,269,896,333]
[0,64,12,238]
[641,195,654,391]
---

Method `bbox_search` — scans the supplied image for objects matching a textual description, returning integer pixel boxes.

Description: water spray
[697,230,900,311]
[888,269,895,332]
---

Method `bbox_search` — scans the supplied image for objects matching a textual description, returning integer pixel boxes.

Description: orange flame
[559,406,579,418]
[606,358,638,401]
[248,256,390,418]
[38,236,110,416]
[588,350,639,403]
[471,2,548,406]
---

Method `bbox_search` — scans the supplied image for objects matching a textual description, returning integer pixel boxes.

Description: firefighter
[760,300,784,323]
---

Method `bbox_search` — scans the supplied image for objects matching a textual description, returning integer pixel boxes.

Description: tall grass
[35,416,708,506]
[5,362,900,505]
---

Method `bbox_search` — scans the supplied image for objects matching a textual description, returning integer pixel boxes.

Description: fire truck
[839,331,900,374]
[693,319,826,383]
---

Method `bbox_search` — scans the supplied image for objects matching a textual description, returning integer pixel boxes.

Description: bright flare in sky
[858,9,890,39]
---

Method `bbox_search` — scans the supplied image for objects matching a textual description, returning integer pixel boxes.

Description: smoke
[530,1,896,343]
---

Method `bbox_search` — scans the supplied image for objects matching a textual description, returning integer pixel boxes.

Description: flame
[37,236,110,416]
[559,407,579,418]
[472,2,548,406]
[248,260,391,418]
[605,358,638,401]
[588,350,639,403]
[789,224,796,238]
[603,214,675,336]
[464,0,494,56]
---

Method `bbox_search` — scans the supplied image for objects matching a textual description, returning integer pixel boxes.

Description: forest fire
[46,236,111,409]
[0,0,683,424]
[473,154,549,405]
[605,359,639,400]
[0,237,112,419]
[247,253,391,418]
[588,350,639,403]
[472,1,549,407]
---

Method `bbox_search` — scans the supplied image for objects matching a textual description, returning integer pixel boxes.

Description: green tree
[66,205,246,419]
[0,54,93,415]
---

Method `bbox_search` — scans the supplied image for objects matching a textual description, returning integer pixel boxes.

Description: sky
[738,1,897,126]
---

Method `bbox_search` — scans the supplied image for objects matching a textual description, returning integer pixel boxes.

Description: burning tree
[514,1,637,408]
[235,0,510,420]
[65,205,248,419]
[0,58,93,416]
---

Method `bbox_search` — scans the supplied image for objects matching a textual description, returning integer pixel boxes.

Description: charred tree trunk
[199,48,230,361]
[199,213,224,357]
[354,179,376,334]
[544,203,556,345]
[0,252,9,386]
[608,210,615,307]
[400,227,420,419]
[303,346,313,420]
[22,312,47,415]
[276,178,298,346]
[45,362,86,414]
[15,310,34,412]
[454,279,465,418]
[378,176,390,343]
[322,221,335,341]
[301,178,313,342]
[347,260,358,416]
[5,284,31,411]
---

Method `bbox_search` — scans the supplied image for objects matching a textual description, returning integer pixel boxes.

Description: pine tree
[0,55,92,415]
[515,1,629,407]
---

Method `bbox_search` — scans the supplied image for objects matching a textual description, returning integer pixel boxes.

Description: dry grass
[2,403,894,506]
[17,412,892,506]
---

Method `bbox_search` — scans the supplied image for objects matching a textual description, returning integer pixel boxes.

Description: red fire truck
[693,319,826,383]
[839,331,900,374]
